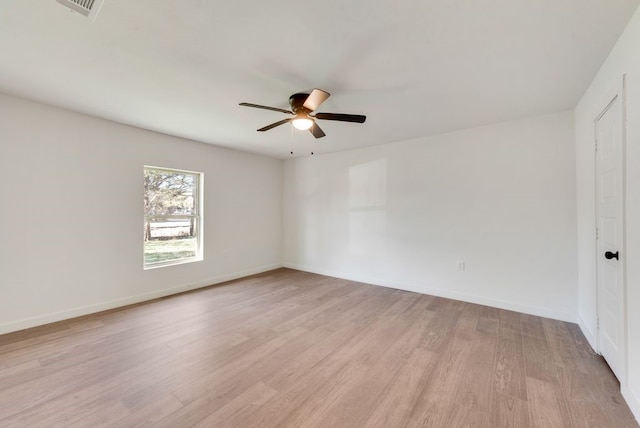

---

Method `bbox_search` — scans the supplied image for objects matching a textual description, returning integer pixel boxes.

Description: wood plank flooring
[0,268,637,427]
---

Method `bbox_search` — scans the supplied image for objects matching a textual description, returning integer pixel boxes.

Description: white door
[595,91,625,381]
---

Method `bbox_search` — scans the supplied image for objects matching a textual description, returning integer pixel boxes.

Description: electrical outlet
[457,261,465,271]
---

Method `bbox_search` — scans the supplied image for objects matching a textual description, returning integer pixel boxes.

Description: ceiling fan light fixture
[239,88,366,139]
[292,117,313,130]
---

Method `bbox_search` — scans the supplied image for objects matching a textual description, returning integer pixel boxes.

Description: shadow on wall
[349,159,388,258]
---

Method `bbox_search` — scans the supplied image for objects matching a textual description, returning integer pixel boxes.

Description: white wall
[575,5,640,420]
[283,111,577,322]
[0,92,282,334]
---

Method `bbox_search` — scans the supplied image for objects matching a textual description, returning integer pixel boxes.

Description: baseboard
[283,263,576,323]
[577,314,598,352]
[0,263,282,335]
[622,384,640,424]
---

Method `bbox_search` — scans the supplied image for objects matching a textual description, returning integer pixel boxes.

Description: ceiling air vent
[56,0,104,18]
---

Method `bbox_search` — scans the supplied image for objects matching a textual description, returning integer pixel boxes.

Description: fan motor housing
[289,93,310,113]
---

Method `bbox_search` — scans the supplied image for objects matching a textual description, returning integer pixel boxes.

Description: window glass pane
[144,217,198,264]
[144,170,197,216]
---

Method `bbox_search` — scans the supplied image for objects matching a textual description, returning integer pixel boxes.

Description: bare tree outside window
[144,167,202,267]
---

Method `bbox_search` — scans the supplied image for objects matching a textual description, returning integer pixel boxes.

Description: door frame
[593,74,627,382]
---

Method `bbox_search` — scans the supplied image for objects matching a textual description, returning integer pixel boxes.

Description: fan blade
[314,113,366,123]
[239,102,293,115]
[310,122,326,138]
[303,89,330,112]
[257,118,292,132]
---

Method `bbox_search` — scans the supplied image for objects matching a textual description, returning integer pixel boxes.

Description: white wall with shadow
[283,110,577,322]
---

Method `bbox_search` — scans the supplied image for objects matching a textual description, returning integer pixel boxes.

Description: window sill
[143,256,203,270]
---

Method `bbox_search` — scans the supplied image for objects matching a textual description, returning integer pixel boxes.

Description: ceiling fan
[239,89,366,138]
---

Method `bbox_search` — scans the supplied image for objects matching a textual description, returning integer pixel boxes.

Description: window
[144,166,202,268]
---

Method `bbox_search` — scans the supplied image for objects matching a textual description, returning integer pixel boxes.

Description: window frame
[143,165,203,269]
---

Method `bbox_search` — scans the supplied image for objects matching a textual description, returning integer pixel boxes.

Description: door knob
[605,251,619,260]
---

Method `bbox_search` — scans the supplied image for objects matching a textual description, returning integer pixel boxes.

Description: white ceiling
[0,1,638,158]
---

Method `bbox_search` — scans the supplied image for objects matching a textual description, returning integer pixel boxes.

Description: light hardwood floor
[0,269,637,427]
